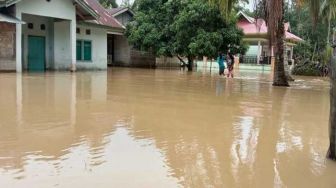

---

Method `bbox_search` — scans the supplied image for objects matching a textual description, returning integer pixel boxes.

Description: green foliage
[322,45,333,65]
[126,0,246,60]
[285,4,334,64]
[99,0,118,8]
[292,61,327,76]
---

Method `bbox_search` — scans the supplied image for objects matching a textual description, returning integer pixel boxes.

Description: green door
[28,36,45,71]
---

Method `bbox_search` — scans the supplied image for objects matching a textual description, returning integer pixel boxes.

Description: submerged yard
[0,68,335,187]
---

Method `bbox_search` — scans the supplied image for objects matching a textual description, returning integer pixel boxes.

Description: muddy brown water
[0,68,335,188]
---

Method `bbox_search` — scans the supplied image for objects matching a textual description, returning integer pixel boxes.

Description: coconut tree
[320,0,336,44]
[256,0,289,86]
[213,0,289,86]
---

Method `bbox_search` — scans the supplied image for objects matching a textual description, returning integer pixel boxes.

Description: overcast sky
[245,0,255,11]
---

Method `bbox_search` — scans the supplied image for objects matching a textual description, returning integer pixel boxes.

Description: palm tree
[214,0,336,160]
[257,0,289,86]
[212,0,289,86]
[320,0,336,44]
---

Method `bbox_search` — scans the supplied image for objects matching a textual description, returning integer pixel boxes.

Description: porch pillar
[257,41,261,64]
[15,13,22,73]
[290,46,294,60]
[271,46,275,70]
[70,20,76,72]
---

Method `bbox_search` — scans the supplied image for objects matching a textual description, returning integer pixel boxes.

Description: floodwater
[0,68,334,188]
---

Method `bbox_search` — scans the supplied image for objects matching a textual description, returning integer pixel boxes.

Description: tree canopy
[126,0,247,70]
[99,0,118,8]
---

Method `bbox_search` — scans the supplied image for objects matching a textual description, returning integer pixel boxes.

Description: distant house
[106,7,156,68]
[236,11,303,65]
[0,0,124,72]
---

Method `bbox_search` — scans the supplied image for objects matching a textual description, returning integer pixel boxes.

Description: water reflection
[0,68,334,188]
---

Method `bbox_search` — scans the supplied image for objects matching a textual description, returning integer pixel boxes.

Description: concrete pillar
[257,41,261,64]
[15,13,22,73]
[70,20,76,72]
[271,46,275,70]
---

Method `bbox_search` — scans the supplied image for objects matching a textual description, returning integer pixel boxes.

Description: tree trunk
[328,49,336,160]
[187,56,193,71]
[327,10,331,44]
[273,2,289,87]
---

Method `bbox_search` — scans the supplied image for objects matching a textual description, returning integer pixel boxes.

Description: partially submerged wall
[113,35,156,68]
[130,50,156,68]
[76,25,108,70]
[0,22,16,71]
[156,57,181,68]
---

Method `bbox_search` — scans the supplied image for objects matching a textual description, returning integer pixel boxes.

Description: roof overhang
[0,0,20,8]
[0,0,99,20]
[243,36,302,46]
[74,0,99,20]
[237,11,255,23]
[0,12,25,24]
[112,8,134,17]
[77,21,124,34]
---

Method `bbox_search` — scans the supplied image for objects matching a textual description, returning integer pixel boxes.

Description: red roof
[237,12,303,42]
[83,0,124,29]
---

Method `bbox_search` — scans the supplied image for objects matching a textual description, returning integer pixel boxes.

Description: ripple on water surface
[0,68,334,188]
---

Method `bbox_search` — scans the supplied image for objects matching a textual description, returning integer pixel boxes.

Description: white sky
[245,0,255,11]
[116,0,134,5]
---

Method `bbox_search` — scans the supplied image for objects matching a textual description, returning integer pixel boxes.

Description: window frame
[76,39,92,62]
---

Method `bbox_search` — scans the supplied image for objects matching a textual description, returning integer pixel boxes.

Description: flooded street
[0,68,335,188]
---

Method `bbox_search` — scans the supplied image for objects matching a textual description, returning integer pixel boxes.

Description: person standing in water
[217,53,225,76]
[227,52,235,78]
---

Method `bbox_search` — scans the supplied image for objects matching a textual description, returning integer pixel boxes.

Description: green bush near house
[292,61,328,76]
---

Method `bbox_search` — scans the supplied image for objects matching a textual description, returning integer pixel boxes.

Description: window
[40,24,46,30]
[86,29,91,35]
[28,23,33,29]
[76,28,80,34]
[76,40,92,61]
[76,40,82,61]
[83,41,92,61]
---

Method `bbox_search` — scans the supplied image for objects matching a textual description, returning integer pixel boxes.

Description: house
[106,7,156,68]
[0,0,124,72]
[236,11,303,65]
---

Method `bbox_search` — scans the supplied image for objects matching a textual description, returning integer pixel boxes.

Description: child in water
[217,53,225,76]
[227,52,235,78]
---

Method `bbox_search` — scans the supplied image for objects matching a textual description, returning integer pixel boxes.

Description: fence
[239,55,272,65]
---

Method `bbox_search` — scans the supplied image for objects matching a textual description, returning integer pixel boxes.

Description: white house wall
[246,46,259,56]
[15,0,76,72]
[54,21,72,70]
[15,0,76,21]
[76,25,108,70]
[21,14,52,69]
